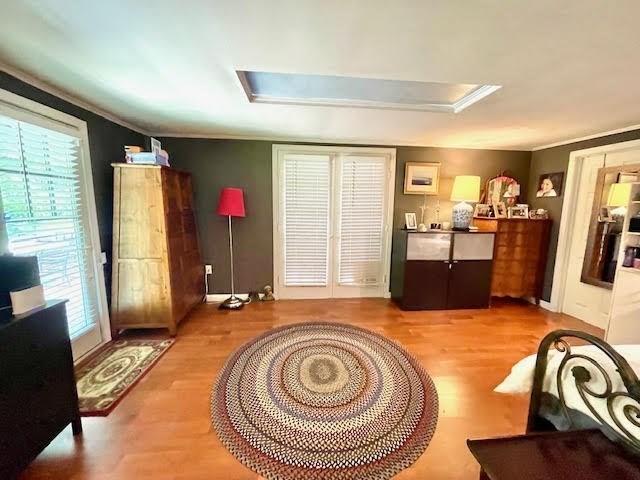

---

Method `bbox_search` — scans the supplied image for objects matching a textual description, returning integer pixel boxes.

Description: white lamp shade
[607,183,632,207]
[451,175,481,202]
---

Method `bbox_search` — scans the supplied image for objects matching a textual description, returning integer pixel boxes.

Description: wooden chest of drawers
[473,218,552,302]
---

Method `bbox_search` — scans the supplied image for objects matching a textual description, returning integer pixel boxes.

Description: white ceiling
[1,0,640,150]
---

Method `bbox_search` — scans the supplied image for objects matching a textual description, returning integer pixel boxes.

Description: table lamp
[451,175,480,230]
[217,187,246,309]
[607,182,632,217]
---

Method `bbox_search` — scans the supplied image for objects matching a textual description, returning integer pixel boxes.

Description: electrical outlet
[205,264,213,275]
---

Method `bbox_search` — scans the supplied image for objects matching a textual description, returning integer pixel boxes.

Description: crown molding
[0,62,151,136]
[532,123,640,151]
[149,131,529,152]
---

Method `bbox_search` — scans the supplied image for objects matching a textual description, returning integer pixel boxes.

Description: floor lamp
[217,187,245,310]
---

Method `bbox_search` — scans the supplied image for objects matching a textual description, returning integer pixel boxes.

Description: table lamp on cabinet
[451,175,480,230]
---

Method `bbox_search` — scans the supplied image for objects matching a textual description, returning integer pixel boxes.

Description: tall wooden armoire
[111,164,204,335]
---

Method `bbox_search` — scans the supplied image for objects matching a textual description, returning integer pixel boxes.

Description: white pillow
[494,344,640,395]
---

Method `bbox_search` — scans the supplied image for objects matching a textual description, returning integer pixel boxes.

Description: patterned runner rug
[76,338,174,416]
[212,322,439,479]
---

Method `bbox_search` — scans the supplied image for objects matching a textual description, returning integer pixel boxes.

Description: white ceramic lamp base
[452,201,473,230]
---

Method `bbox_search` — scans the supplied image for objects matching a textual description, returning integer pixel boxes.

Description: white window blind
[338,156,386,286]
[0,114,97,337]
[282,154,330,286]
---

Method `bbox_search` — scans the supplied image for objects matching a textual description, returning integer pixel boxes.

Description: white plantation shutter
[338,156,386,286]
[0,114,98,337]
[282,154,330,286]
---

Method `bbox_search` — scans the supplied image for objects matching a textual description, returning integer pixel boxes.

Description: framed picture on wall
[404,162,441,195]
[536,172,564,197]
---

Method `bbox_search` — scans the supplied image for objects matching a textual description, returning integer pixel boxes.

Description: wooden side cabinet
[473,218,551,303]
[392,231,495,310]
[111,164,204,335]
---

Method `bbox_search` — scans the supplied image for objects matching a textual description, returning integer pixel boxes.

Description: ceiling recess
[237,71,501,113]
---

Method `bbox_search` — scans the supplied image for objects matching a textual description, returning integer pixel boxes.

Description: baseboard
[206,293,265,303]
[538,299,556,312]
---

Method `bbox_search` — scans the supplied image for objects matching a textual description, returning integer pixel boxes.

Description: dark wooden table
[468,430,640,480]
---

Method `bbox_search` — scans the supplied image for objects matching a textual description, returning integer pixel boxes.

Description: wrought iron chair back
[527,329,640,454]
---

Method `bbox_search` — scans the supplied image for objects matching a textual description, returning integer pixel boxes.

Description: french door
[0,90,109,360]
[273,145,395,299]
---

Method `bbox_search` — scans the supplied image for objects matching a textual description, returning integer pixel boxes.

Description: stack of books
[124,146,170,167]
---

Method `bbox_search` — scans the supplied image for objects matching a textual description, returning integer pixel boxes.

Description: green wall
[163,138,531,294]
[528,128,640,301]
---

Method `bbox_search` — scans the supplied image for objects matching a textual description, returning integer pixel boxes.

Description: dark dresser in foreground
[0,300,82,479]
[391,230,496,310]
[468,429,640,480]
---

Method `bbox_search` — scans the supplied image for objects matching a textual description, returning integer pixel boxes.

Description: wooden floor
[21,299,602,480]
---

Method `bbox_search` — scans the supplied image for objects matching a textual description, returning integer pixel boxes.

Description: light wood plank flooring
[21,299,602,480]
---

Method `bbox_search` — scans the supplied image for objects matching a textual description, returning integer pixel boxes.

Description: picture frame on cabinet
[405,212,418,230]
[493,201,507,218]
[473,203,492,218]
[508,205,529,219]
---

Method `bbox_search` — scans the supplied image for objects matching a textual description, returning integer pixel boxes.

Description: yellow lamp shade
[607,183,632,207]
[450,175,481,202]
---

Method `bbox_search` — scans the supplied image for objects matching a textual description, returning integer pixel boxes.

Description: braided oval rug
[211,322,439,479]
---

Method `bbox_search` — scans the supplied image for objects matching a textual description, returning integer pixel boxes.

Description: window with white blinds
[338,156,386,286]
[282,154,330,286]
[0,114,97,337]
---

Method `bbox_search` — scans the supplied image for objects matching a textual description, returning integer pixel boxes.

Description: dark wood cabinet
[447,260,494,309]
[392,231,495,310]
[402,260,450,310]
[0,300,81,479]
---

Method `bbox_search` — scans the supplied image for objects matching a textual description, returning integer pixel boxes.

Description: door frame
[0,88,111,361]
[549,138,640,313]
[272,144,396,299]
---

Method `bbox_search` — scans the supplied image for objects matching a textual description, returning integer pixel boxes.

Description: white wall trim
[548,138,640,313]
[206,293,265,302]
[538,299,556,312]
[1,62,150,136]
[0,87,112,357]
[146,131,534,151]
[532,124,640,151]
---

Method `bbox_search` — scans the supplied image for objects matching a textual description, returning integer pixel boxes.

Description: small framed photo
[508,205,529,219]
[492,201,507,218]
[405,212,418,230]
[150,137,162,156]
[599,206,612,222]
[473,203,492,218]
[404,162,441,195]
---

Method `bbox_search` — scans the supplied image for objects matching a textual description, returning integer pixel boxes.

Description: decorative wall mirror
[581,164,640,288]
[480,172,520,206]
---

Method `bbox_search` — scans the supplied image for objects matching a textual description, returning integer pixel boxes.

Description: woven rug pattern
[211,322,438,479]
[76,338,174,416]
